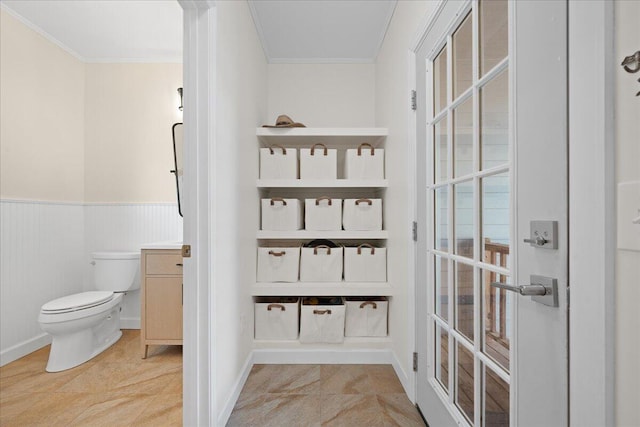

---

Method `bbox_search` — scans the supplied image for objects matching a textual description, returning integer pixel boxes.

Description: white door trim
[568,1,615,426]
[179,1,216,425]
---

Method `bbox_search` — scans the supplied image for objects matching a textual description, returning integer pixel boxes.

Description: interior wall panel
[83,203,183,327]
[0,200,182,365]
[0,200,84,365]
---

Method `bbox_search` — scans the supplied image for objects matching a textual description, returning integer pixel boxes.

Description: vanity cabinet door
[145,277,183,340]
[141,248,183,358]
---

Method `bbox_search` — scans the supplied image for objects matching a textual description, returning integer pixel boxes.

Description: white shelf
[256,230,388,239]
[257,127,388,147]
[257,179,388,188]
[251,282,393,296]
[253,336,392,350]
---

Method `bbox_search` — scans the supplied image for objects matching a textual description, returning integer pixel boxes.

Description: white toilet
[38,251,140,372]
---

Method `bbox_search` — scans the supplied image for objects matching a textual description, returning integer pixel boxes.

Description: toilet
[38,251,140,372]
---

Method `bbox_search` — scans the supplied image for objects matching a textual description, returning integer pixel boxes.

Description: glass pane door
[425,1,511,425]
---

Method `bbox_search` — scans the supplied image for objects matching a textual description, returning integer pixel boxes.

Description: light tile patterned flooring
[228,364,425,427]
[0,330,182,426]
[1,330,424,426]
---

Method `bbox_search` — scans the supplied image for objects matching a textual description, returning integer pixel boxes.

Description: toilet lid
[41,291,114,313]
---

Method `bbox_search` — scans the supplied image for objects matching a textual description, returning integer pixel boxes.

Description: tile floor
[0,330,182,426]
[1,331,424,426]
[227,364,425,427]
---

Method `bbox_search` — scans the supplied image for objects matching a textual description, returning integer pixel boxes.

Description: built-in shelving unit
[256,230,388,240]
[257,127,388,147]
[255,127,391,346]
[256,179,388,188]
[253,336,393,351]
[251,282,393,296]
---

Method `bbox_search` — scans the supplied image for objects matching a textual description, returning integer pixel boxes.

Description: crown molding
[268,57,375,65]
[1,2,86,62]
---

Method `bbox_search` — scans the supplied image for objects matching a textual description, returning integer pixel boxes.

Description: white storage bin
[342,198,383,231]
[344,244,387,282]
[254,297,300,340]
[305,197,342,231]
[300,245,343,282]
[345,143,384,179]
[256,247,300,282]
[261,198,303,230]
[300,144,337,179]
[345,297,388,337]
[259,146,298,179]
[300,297,345,343]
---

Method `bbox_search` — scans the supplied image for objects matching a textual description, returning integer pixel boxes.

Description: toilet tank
[92,251,140,292]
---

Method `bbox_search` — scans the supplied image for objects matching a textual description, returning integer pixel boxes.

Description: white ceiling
[1,0,396,64]
[249,0,397,63]
[0,0,183,63]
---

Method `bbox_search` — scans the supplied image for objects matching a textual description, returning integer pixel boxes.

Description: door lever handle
[491,275,559,307]
[491,282,549,296]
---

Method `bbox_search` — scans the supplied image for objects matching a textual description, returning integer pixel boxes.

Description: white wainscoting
[84,203,183,328]
[0,200,84,366]
[0,200,183,366]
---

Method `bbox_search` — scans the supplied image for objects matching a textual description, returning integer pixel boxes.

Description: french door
[414,1,569,426]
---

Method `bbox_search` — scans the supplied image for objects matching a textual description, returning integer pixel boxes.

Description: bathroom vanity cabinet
[140,248,183,358]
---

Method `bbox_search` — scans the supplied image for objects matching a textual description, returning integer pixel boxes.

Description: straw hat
[262,114,306,128]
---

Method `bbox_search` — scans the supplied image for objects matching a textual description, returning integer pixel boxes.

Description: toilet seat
[41,291,114,314]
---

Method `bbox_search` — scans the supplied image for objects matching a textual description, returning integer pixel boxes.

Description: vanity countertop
[140,241,183,250]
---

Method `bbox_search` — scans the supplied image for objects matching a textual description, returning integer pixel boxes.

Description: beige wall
[615,1,640,425]
[267,63,375,127]
[84,63,182,203]
[375,0,434,387]
[0,9,85,202]
[1,9,182,204]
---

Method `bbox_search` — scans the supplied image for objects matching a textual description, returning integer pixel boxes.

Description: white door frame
[408,0,615,425]
[179,1,216,425]
[567,1,615,425]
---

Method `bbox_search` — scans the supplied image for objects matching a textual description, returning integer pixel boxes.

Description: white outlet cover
[617,181,640,252]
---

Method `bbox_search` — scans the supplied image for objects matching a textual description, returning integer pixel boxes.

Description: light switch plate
[617,181,640,252]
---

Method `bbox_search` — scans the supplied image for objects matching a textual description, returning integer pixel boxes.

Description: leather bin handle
[310,143,328,156]
[313,309,332,315]
[315,196,332,206]
[357,143,375,156]
[268,144,287,155]
[357,243,375,255]
[270,198,287,206]
[355,198,373,206]
[267,304,286,311]
[268,250,286,257]
[313,245,332,255]
[359,301,378,309]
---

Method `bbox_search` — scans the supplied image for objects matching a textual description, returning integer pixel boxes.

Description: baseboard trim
[0,333,51,367]
[252,348,394,365]
[218,352,254,426]
[391,352,414,402]
[120,318,141,330]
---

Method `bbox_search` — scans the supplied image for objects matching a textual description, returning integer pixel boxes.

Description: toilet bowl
[38,251,140,372]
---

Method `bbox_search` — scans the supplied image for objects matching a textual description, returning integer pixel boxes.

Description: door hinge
[413,352,418,372]
[411,90,417,111]
[181,244,191,258]
[412,221,418,242]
